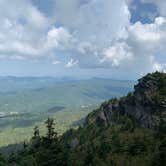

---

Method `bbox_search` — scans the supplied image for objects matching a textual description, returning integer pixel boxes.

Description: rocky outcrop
[86,72,166,129]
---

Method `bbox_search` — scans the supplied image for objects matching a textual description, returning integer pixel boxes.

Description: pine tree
[45,118,57,142]
[32,126,40,140]
[32,125,41,149]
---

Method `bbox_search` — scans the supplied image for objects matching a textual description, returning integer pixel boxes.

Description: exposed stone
[86,72,166,129]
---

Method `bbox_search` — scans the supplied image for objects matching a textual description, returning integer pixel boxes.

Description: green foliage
[32,126,40,140]
[0,72,165,165]
[0,112,165,166]
[45,118,57,142]
[120,116,136,132]
[0,154,8,166]
[148,72,166,103]
[0,106,94,147]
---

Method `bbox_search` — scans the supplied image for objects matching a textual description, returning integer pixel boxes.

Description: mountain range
[0,72,165,166]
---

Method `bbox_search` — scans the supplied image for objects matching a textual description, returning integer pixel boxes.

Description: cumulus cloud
[0,0,166,77]
[0,0,72,59]
[54,0,131,68]
[100,16,166,74]
[54,0,130,42]
[127,17,166,71]
[52,0,166,75]
[128,17,166,51]
[100,42,133,67]
[45,27,73,50]
[0,0,119,66]
[65,58,78,68]
[0,0,132,66]
[52,60,61,65]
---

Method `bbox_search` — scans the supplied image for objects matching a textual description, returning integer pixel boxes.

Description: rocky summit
[86,72,166,129]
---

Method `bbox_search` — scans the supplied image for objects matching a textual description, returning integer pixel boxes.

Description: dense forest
[0,72,166,166]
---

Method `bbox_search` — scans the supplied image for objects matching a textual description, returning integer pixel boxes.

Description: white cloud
[74,12,166,75]
[0,0,165,77]
[129,17,166,51]
[53,0,131,69]
[0,0,72,59]
[91,16,166,75]
[120,16,166,73]
[127,17,166,52]
[0,0,45,58]
[46,27,73,50]
[0,0,131,64]
[52,60,61,65]
[100,42,133,67]
[65,58,78,68]
[153,62,166,73]
[153,62,162,71]
[54,0,130,49]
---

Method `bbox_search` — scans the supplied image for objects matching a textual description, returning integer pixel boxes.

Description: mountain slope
[86,72,166,129]
[1,72,166,166]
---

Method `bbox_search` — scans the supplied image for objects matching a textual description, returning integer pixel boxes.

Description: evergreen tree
[32,126,40,140]
[45,118,57,142]
[32,125,41,149]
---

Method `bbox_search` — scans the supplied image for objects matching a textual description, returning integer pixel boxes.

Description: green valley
[0,77,134,147]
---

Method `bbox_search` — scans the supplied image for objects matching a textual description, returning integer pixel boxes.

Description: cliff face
[86,72,166,129]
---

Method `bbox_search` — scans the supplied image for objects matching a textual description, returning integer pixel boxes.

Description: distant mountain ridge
[0,76,134,92]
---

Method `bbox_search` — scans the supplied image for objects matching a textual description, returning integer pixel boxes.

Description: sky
[0,0,165,79]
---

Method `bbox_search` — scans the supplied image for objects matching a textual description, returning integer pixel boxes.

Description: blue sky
[0,0,165,79]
